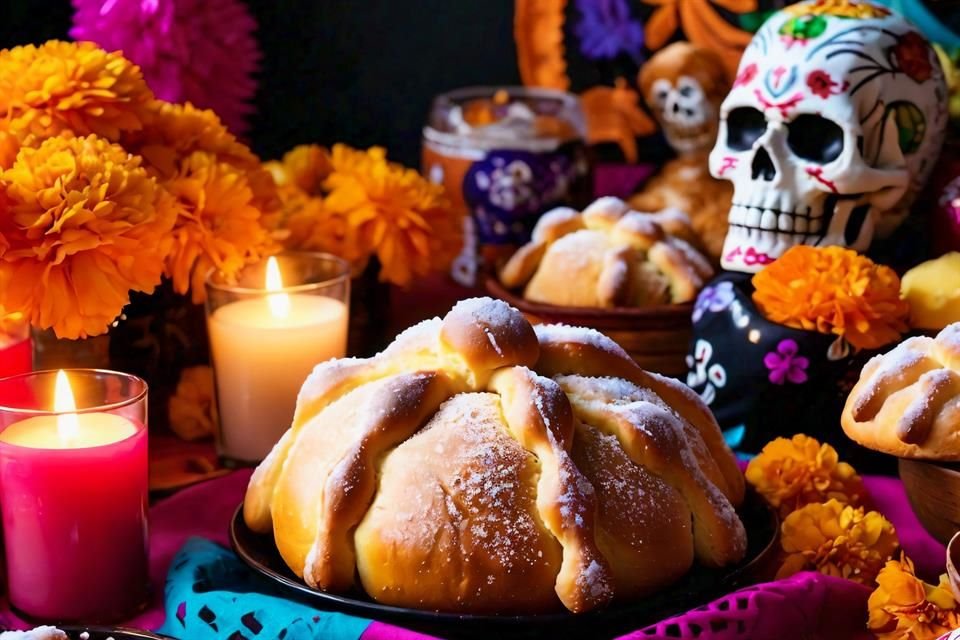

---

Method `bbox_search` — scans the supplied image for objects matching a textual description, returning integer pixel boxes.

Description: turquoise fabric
[157,537,372,640]
[874,0,960,48]
[723,424,746,450]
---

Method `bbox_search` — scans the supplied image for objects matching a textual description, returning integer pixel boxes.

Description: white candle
[207,258,349,462]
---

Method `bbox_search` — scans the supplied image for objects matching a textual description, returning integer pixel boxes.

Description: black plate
[231,493,778,640]
[0,627,174,640]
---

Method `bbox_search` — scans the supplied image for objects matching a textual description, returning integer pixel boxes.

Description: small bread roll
[842,323,960,459]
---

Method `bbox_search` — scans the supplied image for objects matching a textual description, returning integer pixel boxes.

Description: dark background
[4,1,957,168]
[0,1,521,167]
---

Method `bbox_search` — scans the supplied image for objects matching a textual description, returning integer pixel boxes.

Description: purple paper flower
[574,0,645,63]
[692,280,736,323]
[71,0,261,135]
[764,339,809,385]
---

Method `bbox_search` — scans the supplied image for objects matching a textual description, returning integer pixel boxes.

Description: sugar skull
[709,0,948,272]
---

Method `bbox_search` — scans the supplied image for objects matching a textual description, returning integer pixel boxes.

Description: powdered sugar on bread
[245,297,747,614]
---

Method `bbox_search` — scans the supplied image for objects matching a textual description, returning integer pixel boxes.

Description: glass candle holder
[0,369,149,623]
[422,86,590,284]
[205,252,350,465]
[0,315,31,378]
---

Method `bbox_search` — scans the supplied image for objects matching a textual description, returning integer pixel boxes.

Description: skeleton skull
[650,75,715,153]
[709,0,948,272]
[641,42,729,156]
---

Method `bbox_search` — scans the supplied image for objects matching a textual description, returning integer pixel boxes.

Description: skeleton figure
[709,0,948,272]
[630,42,733,262]
[644,42,728,155]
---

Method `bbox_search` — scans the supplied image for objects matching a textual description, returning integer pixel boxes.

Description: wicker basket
[484,275,694,378]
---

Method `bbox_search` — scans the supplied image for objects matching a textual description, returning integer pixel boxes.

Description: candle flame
[266,256,291,319]
[54,370,80,442]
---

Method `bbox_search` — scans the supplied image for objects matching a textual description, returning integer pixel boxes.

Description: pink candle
[0,370,148,622]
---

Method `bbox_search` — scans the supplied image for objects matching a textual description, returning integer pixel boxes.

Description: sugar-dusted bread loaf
[244,298,746,614]
[0,628,68,640]
[842,323,960,459]
[498,197,714,308]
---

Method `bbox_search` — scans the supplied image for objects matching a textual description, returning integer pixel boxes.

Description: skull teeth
[777,213,792,232]
[728,203,825,238]
[760,210,777,230]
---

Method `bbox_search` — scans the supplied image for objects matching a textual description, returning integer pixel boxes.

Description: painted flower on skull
[806,69,846,98]
[891,32,934,83]
[574,0,645,62]
[764,339,809,384]
[779,15,828,48]
[692,280,736,322]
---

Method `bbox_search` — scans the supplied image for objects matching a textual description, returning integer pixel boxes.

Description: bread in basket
[244,298,746,614]
[498,197,714,308]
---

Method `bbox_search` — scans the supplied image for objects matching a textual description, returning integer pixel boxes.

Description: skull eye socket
[726,107,767,151]
[650,79,672,106]
[677,78,702,100]
[787,114,844,163]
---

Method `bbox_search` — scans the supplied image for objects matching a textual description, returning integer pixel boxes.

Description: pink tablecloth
[0,472,946,639]
[633,474,947,640]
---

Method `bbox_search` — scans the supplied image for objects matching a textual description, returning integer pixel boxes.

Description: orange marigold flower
[168,365,218,442]
[0,41,153,143]
[127,101,259,178]
[746,434,865,518]
[267,144,332,196]
[129,102,281,301]
[133,100,282,239]
[276,189,357,262]
[868,555,960,640]
[163,151,275,303]
[0,135,175,338]
[266,144,356,262]
[752,245,909,350]
[323,144,461,287]
[777,499,898,585]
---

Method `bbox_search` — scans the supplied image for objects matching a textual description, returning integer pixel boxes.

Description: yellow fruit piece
[901,252,960,330]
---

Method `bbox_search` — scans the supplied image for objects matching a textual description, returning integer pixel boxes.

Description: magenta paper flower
[764,339,809,385]
[71,0,260,135]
